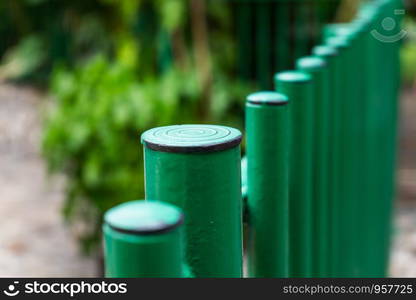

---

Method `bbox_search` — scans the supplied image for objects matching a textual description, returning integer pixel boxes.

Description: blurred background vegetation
[0,0,414,254]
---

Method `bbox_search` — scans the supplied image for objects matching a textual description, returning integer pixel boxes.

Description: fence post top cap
[296,56,327,71]
[274,71,311,84]
[246,91,288,106]
[104,200,183,235]
[326,36,350,48]
[313,45,338,57]
[325,23,358,40]
[141,124,242,153]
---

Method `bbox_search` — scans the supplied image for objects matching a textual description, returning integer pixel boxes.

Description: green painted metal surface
[296,56,330,278]
[103,200,184,278]
[245,91,289,278]
[100,0,401,279]
[324,35,354,278]
[327,25,363,278]
[357,0,401,277]
[274,71,313,278]
[312,44,339,278]
[142,125,243,278]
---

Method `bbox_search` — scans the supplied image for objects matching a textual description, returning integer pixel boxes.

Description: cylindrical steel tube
[296,56,330,278]
[312,44,339,278]
[355,1,398,277]
[274,71,313,278]
[141,125,243,278]
[372,0,401,277]
[103,200,184,278]
[325,35,353,277]
[245,91,290,278]
[327,24,363,278]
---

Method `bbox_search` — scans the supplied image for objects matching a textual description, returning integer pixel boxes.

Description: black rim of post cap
[141,124,242,153]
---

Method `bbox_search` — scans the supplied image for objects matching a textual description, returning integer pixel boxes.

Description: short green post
[355,2,387,277]
[103,200,184,278]
[141,125,243,278]
[245,91,289,278]
[296,56,330,278]
[275,71,313,278]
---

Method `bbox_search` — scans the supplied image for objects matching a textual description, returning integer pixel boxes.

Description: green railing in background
[103,0,402,278]
[233,0,340,89]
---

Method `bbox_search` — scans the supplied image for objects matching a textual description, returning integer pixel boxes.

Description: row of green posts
[103,0,402,278]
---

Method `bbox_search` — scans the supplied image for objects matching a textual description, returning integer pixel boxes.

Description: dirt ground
[0,81,414,277]
[0,83,95,277]
[389,87,416,277]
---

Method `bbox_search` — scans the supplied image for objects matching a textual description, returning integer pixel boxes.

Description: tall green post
[103,200,185,278]
[312,44,339,277]
[354,2,386,277]
[326,25,363,278]
[141,125,243,278]
[245,91,290,278]
[296,56,330,278]
[346,17,373,277]
[275,71,313,278]
[362,0,401,276]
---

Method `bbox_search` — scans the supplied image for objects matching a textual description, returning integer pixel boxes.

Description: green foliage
[0,0,245,252]
[42,55,202,251]
[0,35,46,80]
[43,50,250,252]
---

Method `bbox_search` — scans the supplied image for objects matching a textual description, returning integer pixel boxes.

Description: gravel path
[0,81,414,277]
[390,87,416,277]
[0,82,95,277]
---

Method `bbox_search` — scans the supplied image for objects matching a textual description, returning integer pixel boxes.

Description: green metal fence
[102,0,402,278]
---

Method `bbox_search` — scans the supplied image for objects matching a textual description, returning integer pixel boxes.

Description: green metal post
[383,0,403,270]
[366,0,402,276]
[276,0,293,70]
[141,125,243,278]
[374,0,390,278]
[103,200,184,278]
[236,0,253,81]
[369,0,390,277]
[312,44,339,278]
[245,91,289,278]
[274,71,313,278]
[325,35,353,277]
[296,56,330,278]
[256,2,272,89]
[356,2,386,277]
[293,1,310,61]
[327,24,364,278]
[349,17,373,278]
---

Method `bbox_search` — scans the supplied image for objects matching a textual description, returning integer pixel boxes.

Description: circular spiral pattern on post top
[297,56,327,72]
[141,124,242,153]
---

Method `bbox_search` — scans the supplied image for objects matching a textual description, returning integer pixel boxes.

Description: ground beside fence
[0,83,95,277]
